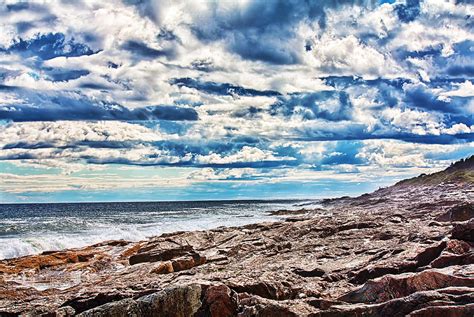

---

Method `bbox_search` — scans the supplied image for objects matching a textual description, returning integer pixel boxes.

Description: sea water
[0,199,317,259]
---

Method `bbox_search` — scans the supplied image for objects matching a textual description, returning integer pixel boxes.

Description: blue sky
[0,0,473,203]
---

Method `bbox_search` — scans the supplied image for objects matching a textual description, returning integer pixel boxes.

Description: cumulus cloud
[0,0,473,198]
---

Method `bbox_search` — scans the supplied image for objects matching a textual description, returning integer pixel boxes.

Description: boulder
[77,284,202,317]
[340,267,474,304]
[322,288,474,317]
[197,284,239,317]
[171,252,206,272]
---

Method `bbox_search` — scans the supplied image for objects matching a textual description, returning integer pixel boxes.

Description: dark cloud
[6,3,30,11]
[191,0,378,64]
[0,87,198,122]
[404,84,456,113]
[42,68,90,82]
[395,0,420,23]
[157,28,180,43]
[2,33,97,61]
[447,65,474,77]
[121,40,172,59]
[170,77,281,97]
[146,105,198,121]
[107,61,119,69]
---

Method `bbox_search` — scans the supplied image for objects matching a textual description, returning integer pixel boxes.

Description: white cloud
[195,146,294,165]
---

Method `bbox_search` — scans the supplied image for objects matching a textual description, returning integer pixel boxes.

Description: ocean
[0,199,315,260]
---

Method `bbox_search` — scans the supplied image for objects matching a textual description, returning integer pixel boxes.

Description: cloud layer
[0,0,472,201]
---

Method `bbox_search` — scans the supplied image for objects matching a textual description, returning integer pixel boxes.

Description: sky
[0,0,473,203]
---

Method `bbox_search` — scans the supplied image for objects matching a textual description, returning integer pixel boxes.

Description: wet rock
[269,209,309,216]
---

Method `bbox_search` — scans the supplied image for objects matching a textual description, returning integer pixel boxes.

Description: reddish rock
[408,304,474,317]
[340,267,474,304]
[150,261,174,274]
[171,252,206,272]
[437,203,474,222]
[129,245,193,265]
[199,284,239,317]
[451,219,474,242]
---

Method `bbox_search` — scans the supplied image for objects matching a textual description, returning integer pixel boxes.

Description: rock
[437,203,474,222]
[349,266,401,285]
[198,284,239,317]
[76,298,140,317]
[56,306,76,317]
[444,239,471,254]
[150,261,174,274]
[430,252,474,268]
[293,267,326,278]
[238,295,308,317]
[408,303,474,317]
[63,293,129,314]
[129,245,193,265]
[77,284,202,317]
[1,164,473,317]
[322,288,474,317]
[136,285,202,317]
[413,241,447,267]
[451,219,474,242]
[229,281,296,300]
[340,266,474,304]
[172,252,206,272]
[0,249,100,274]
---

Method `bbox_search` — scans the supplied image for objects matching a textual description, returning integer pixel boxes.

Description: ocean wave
[0,214,280,259]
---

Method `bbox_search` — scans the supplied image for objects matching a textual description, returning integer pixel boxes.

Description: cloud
[0,87,198,121]
[121,40,173,59]
[270,91,353,121]
[1,32,97,60]
[195,146,296,168]
[170,77,281,97]
[0,0,473,200]
[395,0,420,23]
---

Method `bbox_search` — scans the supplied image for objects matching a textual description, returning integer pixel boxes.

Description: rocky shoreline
[0,159,473,316]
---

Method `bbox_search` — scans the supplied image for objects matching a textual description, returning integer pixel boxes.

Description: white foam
[0,213,279,260]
